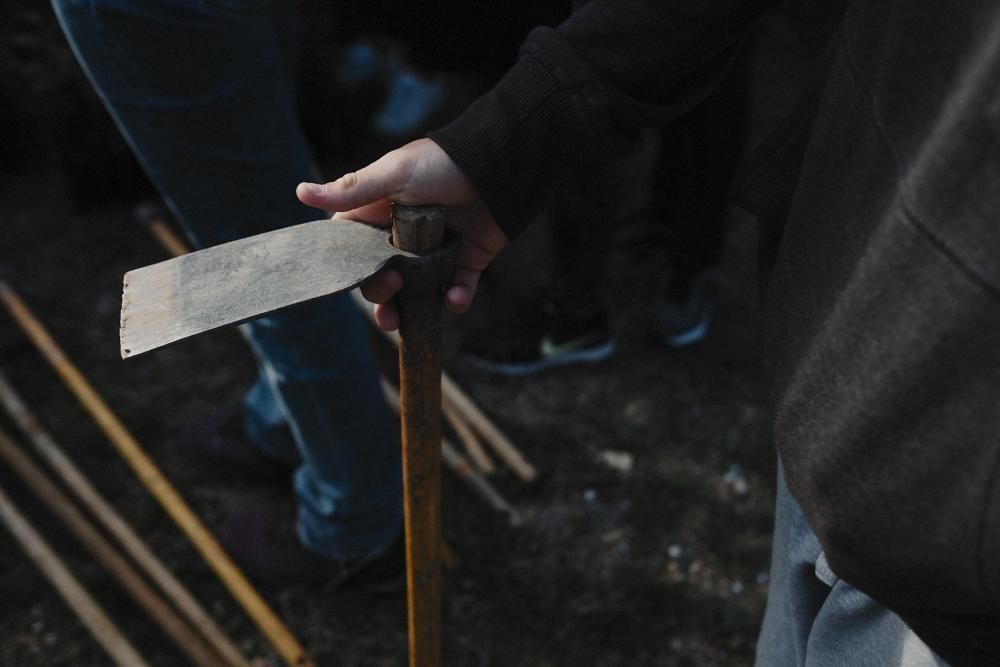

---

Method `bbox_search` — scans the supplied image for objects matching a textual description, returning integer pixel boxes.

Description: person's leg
[757,463,947,666]
[470,142,654,376]
[650,54,750,346]
[52,0,401,562]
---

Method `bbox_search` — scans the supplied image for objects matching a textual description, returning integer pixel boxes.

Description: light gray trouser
[756,464,948,667]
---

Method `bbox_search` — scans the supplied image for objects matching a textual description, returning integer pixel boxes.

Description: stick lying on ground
[442,373,536,482]
[0,283,316,667]
[0,483,151,667]
[0,426,227,667]
[0,371,251,667]
[380,379,520,526]
[350,290,538,482]
[442,400,495,474]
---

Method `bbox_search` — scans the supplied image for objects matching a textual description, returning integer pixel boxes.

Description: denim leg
[241,300,401,561]
[52,0,402,560]
[242,369,299,466]
[756,463,947,666]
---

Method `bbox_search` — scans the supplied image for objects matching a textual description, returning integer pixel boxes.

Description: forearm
[429,0,776,239]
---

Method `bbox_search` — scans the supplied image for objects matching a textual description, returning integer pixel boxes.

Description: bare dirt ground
[0,3,840,665]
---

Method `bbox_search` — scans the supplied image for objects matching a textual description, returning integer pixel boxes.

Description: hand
[297,138,507,331]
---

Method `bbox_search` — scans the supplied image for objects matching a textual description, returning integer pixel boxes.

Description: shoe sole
[468,338,617,377]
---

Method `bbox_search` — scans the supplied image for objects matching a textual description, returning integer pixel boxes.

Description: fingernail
[301,182,324,194]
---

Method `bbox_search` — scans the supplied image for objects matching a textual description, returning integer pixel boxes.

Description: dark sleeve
[428,0,777,239]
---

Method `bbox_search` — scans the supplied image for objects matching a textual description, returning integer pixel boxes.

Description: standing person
[477,62,750,376]
[296,0,1000,664]
[51,0,405,588]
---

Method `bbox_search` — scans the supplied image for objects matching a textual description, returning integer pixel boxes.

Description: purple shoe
[219,508,405,593]
[181,411,296,483]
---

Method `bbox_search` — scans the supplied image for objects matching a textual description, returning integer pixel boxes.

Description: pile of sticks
[0,207,537,665]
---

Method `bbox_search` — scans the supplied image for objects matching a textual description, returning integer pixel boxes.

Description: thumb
[296,150,413,218]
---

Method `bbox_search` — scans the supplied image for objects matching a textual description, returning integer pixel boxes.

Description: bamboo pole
[0,427,227,667]
[350,290,537,481]
[0,484,151,667]
[0,371,251,667]
[381,380,519,526]
[442,401,494,474]
[440,375,537,481]
[0,283,316,667]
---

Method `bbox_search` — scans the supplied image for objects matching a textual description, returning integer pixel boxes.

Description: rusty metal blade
[120,218,410,358]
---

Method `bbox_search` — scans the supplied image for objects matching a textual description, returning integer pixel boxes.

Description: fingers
[444,219,507,313]
[360,269,403,304]
[445,266,482,313]
[330,200,393,225]
[297,150,412,219]
[296,139,506,321]
[373,303,400,331]
[360,270,403,332]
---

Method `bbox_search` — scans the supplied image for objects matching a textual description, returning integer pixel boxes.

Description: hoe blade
[120,218,410,358]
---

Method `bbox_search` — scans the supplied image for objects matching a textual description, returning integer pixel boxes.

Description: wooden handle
[392,203,448,667]
[392,203,446,253]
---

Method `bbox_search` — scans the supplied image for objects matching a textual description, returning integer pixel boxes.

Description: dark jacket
[431,1,1000,663]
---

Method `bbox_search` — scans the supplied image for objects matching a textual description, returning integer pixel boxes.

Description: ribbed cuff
[429,30,593,241]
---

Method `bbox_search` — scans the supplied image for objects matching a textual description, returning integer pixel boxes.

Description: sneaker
[469,310,616,376]
[219,508,406,593]
[181,411,297,483]
[655,269,718,347]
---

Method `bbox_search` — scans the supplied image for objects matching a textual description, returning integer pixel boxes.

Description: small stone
[730,581,745,595]
[667,544,683,560]
[723,463,750,496]
[599,449,634,473]
[583,488,598,503]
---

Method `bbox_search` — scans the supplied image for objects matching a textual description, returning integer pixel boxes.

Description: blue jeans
[756,463,947,666]
[52,0,402,560]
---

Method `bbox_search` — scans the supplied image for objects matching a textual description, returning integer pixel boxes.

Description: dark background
[0,2,840,664]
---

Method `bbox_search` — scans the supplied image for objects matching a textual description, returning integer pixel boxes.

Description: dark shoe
[469,310,616,376]
[181,411,296,483]
[655,269,718,347]
[219,508,406,593]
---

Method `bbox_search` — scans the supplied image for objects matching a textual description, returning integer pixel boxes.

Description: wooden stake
[350,290,537,481]
[381,379,519,525]
[442,400,494,475]
[0,427,227,667]
[0,371,251,667]
[0,283,316,667]
[441,375,537,481]
[391,203,448,667]
[0,483,151,667]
